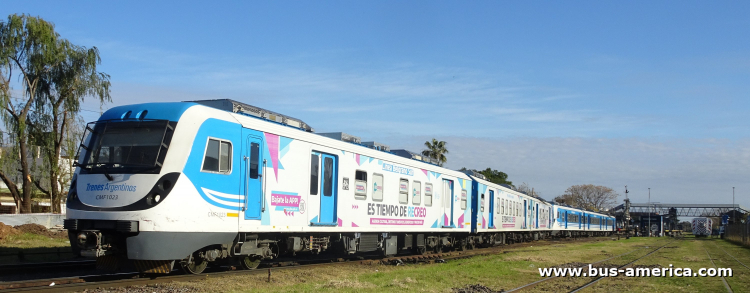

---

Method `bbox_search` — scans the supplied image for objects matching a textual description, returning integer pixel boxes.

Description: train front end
[64,103,190,273]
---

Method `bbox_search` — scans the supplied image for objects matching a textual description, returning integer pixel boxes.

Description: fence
[725,216,750,246]
[0,213,66,228]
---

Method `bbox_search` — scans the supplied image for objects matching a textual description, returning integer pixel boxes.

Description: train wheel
[181,255,208,274]
[458,238,467,251]
[415,246,427,255]
[241,256,261,270]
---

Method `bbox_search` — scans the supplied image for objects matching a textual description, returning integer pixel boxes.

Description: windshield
[78,120,176,174]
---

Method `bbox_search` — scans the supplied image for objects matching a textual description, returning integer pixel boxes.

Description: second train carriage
[65,99,614,274]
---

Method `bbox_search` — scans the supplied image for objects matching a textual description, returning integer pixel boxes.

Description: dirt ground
[13,223,67,238]
[0,222,21,240]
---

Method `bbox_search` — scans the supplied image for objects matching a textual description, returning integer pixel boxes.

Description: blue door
[243,134,263,220]
[318,153,338,225]
[488,190,495,228]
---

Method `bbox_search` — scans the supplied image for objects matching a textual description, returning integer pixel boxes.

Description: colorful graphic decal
[355,154,374,166]
[366,203,426,226]
[370,218,424,225]
[382,163,414,176]
[264,134,293,183]
[271,191,300,216]
[265,133,280,182]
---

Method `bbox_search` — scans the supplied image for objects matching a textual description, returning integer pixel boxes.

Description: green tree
[459,167,514,187]
[0,14,110,213]
[477,168,513,187]
[422,138,449,166]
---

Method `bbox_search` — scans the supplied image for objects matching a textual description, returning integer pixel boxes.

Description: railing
[725,221,750,247]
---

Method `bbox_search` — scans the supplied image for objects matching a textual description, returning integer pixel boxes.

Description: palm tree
[422,139,449,166]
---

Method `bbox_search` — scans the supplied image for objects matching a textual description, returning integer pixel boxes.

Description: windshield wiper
[95,163,114,181]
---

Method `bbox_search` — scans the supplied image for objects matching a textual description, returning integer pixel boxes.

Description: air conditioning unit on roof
[318,132,362,144]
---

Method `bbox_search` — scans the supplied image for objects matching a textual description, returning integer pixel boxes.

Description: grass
[589,236,750,292]
[154,236,750,292]
[0,232,74,264]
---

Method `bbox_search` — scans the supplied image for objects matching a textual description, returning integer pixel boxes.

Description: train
[64,99,615,274]
[692,217,713,237]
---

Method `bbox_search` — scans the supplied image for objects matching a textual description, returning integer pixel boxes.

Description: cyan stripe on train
[182,118,247,211]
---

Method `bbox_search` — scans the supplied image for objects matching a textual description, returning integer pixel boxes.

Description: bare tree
[554,184,619,211]
[515,182,541,198]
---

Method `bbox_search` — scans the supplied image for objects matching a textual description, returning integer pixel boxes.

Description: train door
[442,179,454,227]
[315,153,338,225]
[523,200,527,229]
[488,190,495,228]
[535,203,539,229]
[564,211,568,229]
[549,207,552,228]
[242,133,263,220]
[579,213,583,229]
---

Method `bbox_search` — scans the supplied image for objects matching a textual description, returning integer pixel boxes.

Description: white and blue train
[64,99,614,274]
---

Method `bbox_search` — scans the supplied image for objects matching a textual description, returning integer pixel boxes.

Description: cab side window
[202,138,232,173]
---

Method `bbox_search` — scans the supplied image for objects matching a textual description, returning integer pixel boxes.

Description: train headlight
[77,232,87,246]
[154,194,161,203]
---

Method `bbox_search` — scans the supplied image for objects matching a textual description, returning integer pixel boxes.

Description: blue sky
[4,1,750,208]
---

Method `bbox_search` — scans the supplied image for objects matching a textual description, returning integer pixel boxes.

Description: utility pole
[648,188,651,237]
[624,185,631,239]
[733,187,735,224]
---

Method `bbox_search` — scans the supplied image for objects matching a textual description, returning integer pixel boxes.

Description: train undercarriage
[67,223,613,274]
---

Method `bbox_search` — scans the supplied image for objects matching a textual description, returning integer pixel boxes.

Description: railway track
[710,242,750,272]
[0,236,609,292]
[506,237,678,293]
[702,241,733,293]
[0,260,95,277]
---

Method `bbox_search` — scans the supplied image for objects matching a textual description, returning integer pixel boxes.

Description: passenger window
[424,183,433,206]
[249,142,259,178]
[372,173,384,201]
[480,194,485,212]
[202,138,232,173]
[496,197,500,214]
[501,199,505,215]
[399,179,409,204]
[355,170,367,199]
[323,157,333,196]
[413,181,421,205]
[460,189,467,210]
[310,154,319,195]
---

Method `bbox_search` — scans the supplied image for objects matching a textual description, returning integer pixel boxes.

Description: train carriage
[66,100,482,274]
[65,99,613,275]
